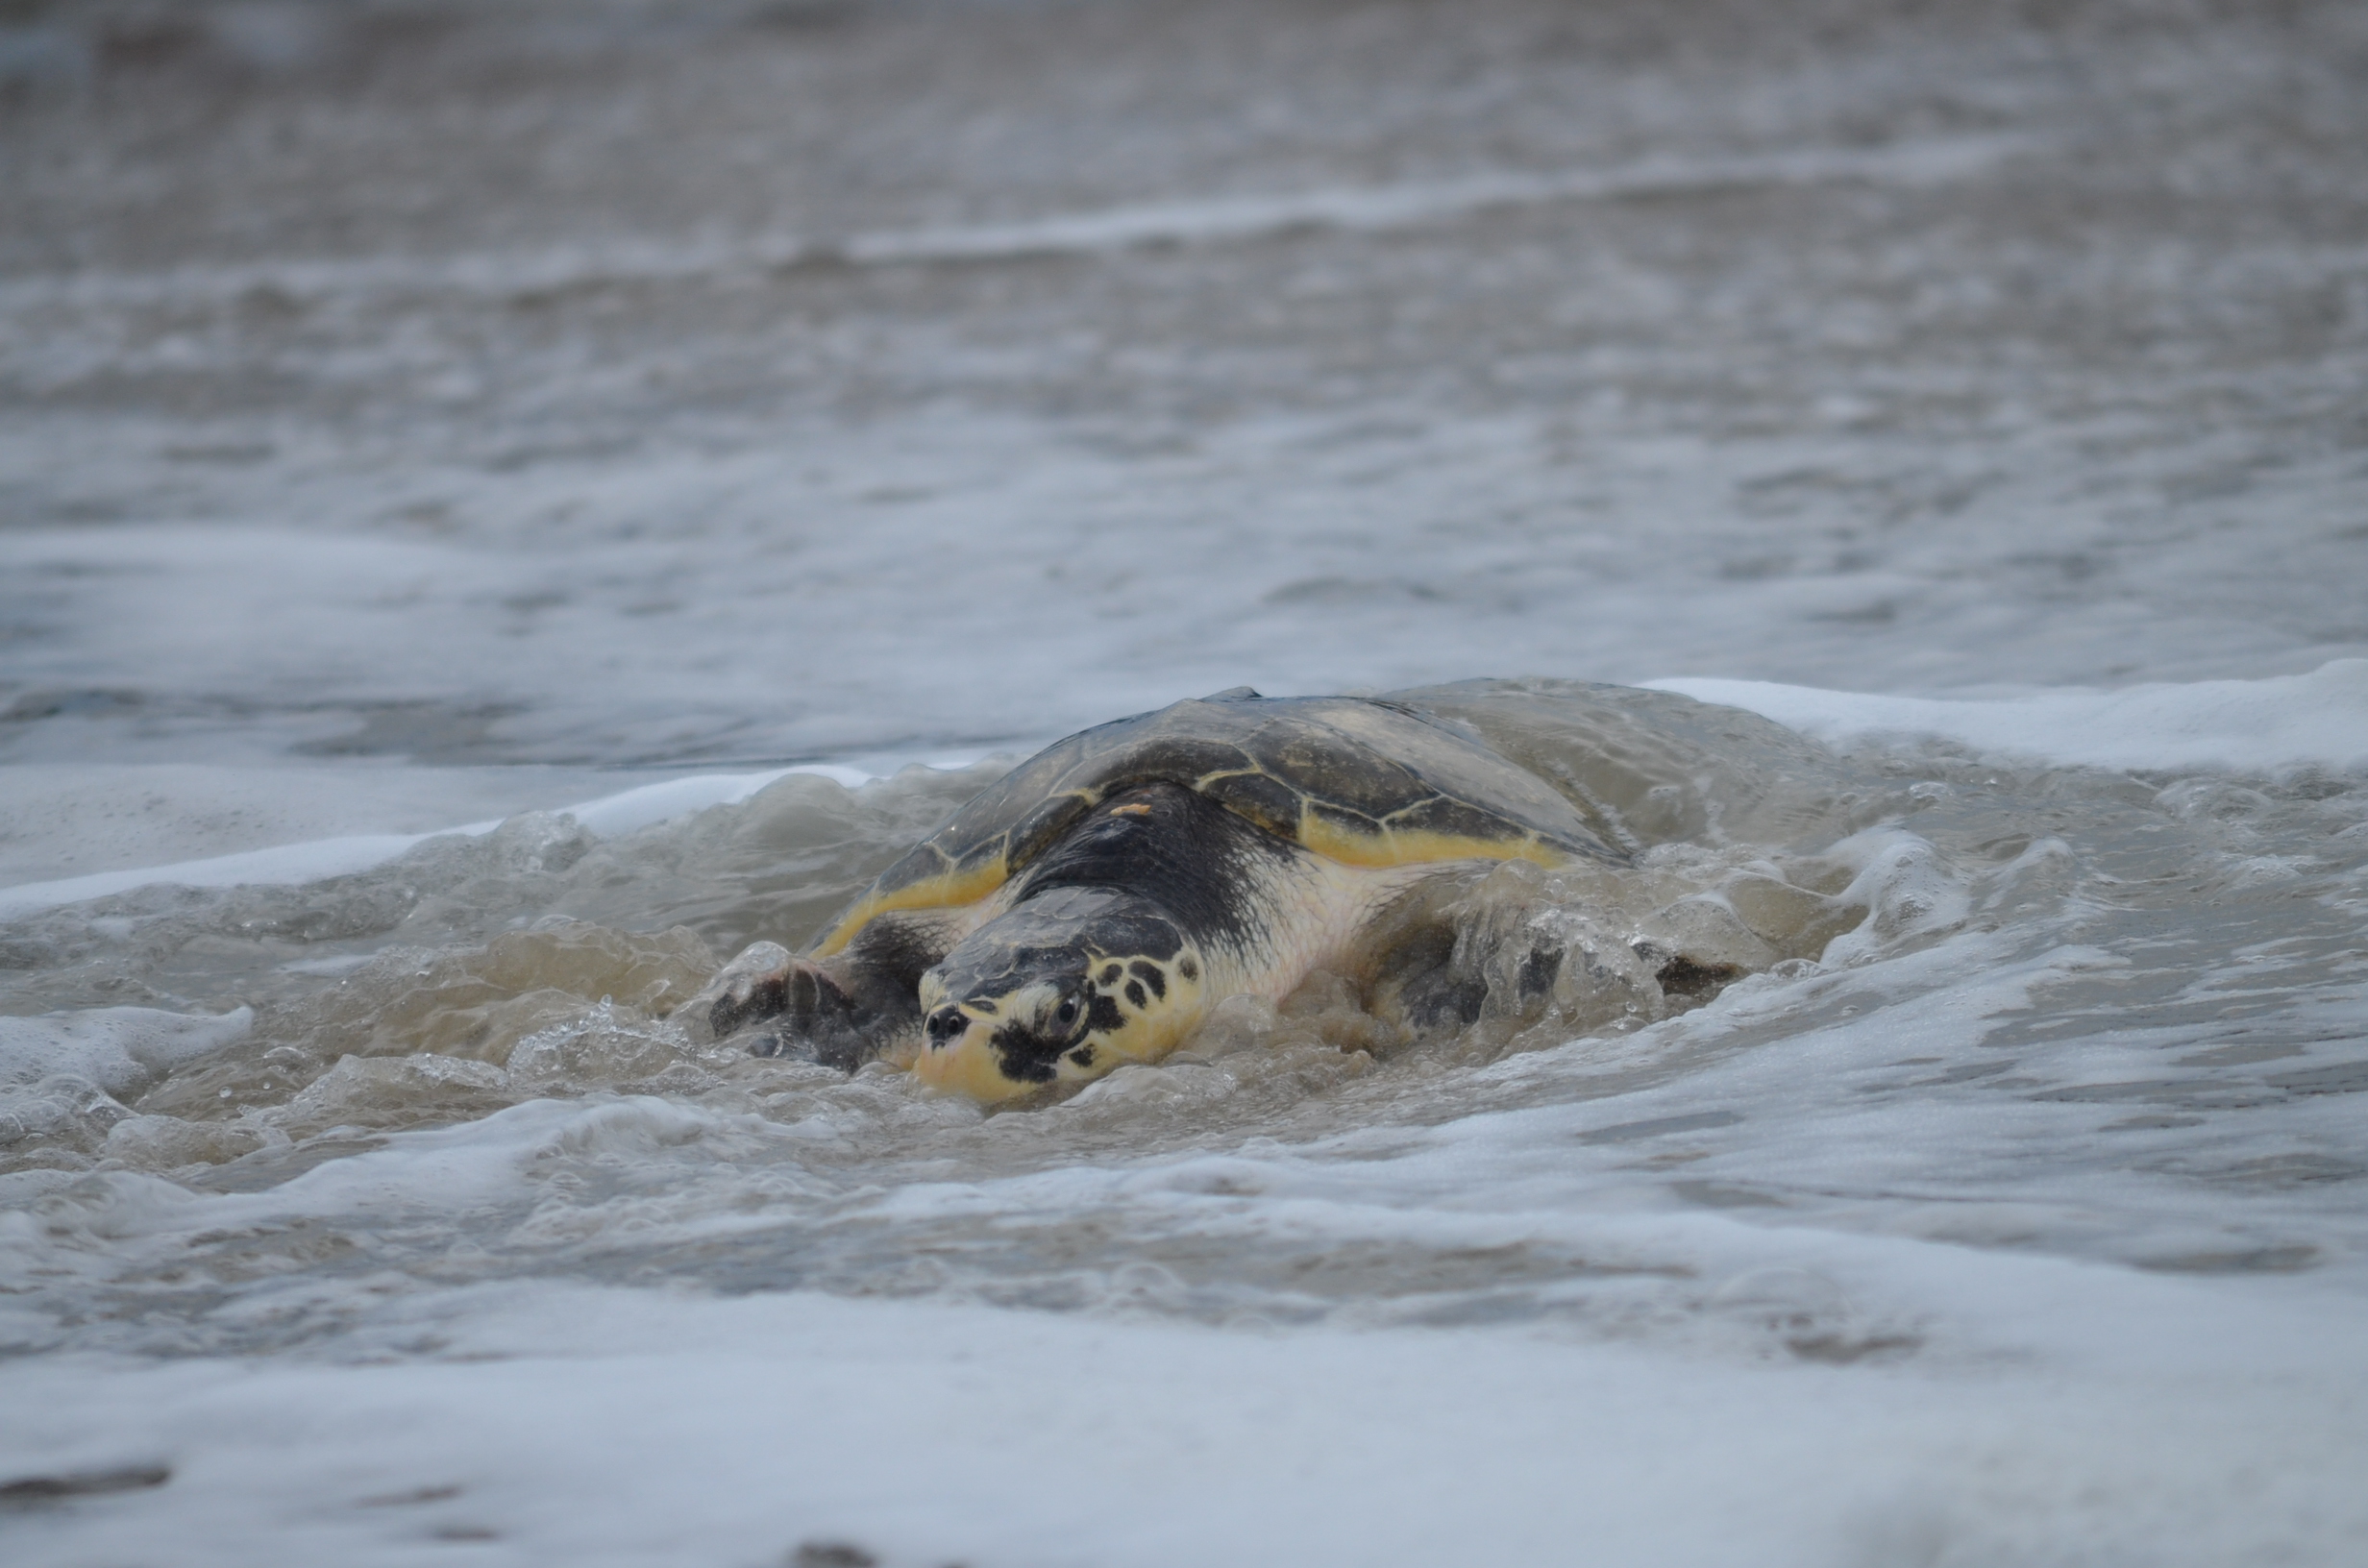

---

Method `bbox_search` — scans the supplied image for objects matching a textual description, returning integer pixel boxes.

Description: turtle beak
[912,1007,1037,1102]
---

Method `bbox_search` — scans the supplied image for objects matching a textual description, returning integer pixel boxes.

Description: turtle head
[912,886,1207,1102]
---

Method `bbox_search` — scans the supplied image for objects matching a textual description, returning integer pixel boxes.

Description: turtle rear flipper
[1352,864,1675,1044]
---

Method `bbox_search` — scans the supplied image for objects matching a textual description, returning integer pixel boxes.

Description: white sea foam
[0,1006,250,1095]
[2,1271,2361,1568]
[6,910,2366,1566]
[0,763,877,920]
[1651,660,2368,773]
[8,662,2360,923]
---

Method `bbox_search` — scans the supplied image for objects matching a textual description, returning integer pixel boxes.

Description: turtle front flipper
[688,909,970,1070]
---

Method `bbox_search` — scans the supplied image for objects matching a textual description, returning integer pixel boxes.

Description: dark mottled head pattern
[919,884,1191,1086]
[909,786,1284,1095]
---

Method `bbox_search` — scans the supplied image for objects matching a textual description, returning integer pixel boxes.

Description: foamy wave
[0,763,877,920]
[0,135,2018,313]
[1651,660,2368,773]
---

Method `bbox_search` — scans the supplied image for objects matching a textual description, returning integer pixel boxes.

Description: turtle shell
[807,690,1626,957]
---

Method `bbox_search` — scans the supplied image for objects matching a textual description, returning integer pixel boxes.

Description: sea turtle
[692,689,1629,1101]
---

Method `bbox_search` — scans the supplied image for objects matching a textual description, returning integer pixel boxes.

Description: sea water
[3,2,2367,1564]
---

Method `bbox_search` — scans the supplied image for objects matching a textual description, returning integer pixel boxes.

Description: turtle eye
[1054,995,1079,1028]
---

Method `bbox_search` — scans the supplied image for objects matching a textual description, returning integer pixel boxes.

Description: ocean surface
[3,1,2367,1564]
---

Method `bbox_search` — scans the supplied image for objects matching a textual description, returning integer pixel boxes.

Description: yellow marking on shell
[1293,810,1568,873]
[1183,767,1293,829]
[810,854,1010,959]
[1110,802,1153,817]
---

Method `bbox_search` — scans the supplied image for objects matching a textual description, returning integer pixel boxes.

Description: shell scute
[868,841,953,901]
[1249,728,1422,820]
[1298,799,1394,865]
[1110,733,1258,783]
[1196,769,1305,840]
[1384,794,1528,845]
[1004,790,1095,873]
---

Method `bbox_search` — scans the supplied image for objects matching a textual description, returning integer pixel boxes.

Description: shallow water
[4,2,2368,1565]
